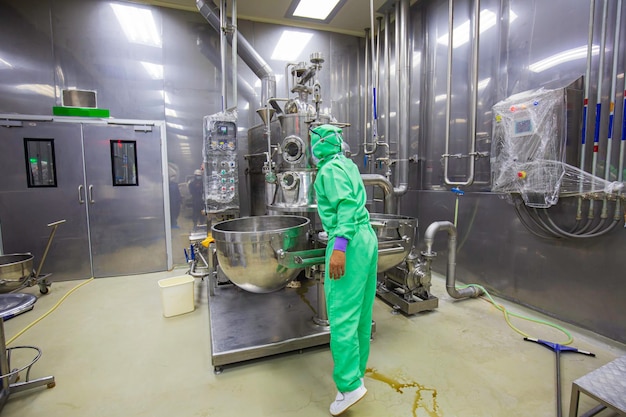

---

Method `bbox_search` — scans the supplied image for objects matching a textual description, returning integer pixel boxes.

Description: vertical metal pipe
[370,0,379,144]
[616,3,626,222]
[376,16,382,97]
[395,2,401,163]
[0,318,9,391]
[588,0,609,220]
[395,0,409,196]
[231,0,237,110]
[219,0,227,111]
[577,0,596,221]
[423,221,483,299]
[443,0,454,183]
[444,0,478,186]
[384,11,391,152]
[363,29,371,156]
[196,0,276,106]
[616,96,626,223]
[376,16,383,168]
[600,0,622,220]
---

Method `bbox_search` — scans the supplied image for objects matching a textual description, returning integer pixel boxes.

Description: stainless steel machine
[206,212,423,373]
[196,52,440,373]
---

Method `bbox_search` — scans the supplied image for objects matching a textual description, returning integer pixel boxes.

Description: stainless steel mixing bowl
[0,253,34,292]
[211,215,311,293]
[369,213,418,272]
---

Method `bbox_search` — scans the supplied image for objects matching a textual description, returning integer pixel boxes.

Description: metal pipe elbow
[361,174,396,214]
[423,221,482,300]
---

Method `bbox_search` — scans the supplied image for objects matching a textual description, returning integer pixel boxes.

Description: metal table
[208,277,331,373]
[569,355,626,417]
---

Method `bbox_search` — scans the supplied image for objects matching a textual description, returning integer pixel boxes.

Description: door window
[110,140,138,186]
[24,138,57,187]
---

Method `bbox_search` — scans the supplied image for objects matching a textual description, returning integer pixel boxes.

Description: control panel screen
[513,118,533,137]
[208,121,237,151]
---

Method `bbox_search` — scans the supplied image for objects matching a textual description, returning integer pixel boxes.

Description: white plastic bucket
[158,275,195,317]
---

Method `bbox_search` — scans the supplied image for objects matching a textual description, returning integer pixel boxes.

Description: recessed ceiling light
[286,0,346,23]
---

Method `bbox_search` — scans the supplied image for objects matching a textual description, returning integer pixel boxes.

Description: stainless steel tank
[369,213,418,273]
[314,213,417,273]
[211,215,311,293]
[0,253,34,292]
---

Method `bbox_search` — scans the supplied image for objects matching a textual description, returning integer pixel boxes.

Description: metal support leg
[568,355,626,417]
[0,318,55,413]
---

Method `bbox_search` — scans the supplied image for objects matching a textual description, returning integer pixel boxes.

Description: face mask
[310,128,343,166]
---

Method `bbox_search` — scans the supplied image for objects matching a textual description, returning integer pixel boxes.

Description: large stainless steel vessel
[211,215,311,293]
[369,213,418,273]
[0,253,34,292]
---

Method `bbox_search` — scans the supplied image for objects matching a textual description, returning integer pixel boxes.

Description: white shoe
[329,384,367,416]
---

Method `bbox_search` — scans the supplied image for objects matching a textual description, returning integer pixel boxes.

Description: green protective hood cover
[311,124,343,164]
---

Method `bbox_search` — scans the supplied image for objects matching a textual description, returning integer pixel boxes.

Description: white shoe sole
[330,387,367,416]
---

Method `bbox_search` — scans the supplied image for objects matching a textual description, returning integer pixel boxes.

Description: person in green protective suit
[310,124,378,416]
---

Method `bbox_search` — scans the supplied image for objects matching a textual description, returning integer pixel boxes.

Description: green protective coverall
[311,124,378,393]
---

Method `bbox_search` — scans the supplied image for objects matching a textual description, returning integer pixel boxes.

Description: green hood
[310,124,343,165]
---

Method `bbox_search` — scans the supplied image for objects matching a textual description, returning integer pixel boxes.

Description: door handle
[78,185,85,204]
[88,185,95,204]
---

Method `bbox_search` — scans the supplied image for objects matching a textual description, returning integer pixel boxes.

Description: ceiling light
[294,0,340,20]
[287,0,345,23]
[271,31,314,61]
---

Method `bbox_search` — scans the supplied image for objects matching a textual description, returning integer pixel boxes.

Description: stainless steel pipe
[361,173,396,213]
[423,221,483,299]
[196,0,276,105]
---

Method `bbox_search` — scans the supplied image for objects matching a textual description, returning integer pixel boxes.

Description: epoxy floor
[1,269,624,417]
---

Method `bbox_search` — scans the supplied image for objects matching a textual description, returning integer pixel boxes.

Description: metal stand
[208,275,332,374]
[569,355,626,417]
[376,278,439,315]
[523,337,595,417]
[0,318,55,412]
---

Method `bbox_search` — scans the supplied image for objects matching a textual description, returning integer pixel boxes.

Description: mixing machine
[194,52,441,373]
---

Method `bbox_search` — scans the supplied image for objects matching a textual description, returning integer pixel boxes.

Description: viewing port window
[24,138,57,188]
[110,140,138,186]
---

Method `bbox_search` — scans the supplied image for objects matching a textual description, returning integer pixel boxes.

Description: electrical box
[203,112,239,214]
[490,79,583,208]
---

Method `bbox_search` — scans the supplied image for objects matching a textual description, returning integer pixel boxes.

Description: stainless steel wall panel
[49,0,166,120]
[415,190,626,343]
[407,0,626,344]
[0,0,56,115]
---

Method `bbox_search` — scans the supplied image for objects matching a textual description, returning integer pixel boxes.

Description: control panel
[203,116,239,213]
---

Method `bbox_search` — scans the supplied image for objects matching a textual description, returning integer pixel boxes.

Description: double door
[0,118,169,280]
